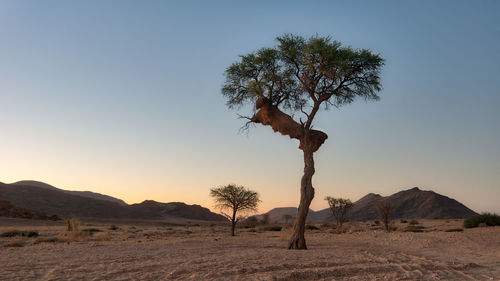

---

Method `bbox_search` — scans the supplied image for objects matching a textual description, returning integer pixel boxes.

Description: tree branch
[305,101,321,130]
[237,114,254,134]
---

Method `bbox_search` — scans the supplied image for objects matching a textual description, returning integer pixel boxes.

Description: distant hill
[12,180,127,206]
[261,187,477,223]
[130,200,225,221]
[256,207,328,223]
[387,187,477,219]
[345,193,384,221]
[0,181,225,222]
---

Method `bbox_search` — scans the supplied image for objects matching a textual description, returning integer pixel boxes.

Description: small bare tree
[210,184,260,236]
[283,214,293,224]
[325,197,353,228]
[375,199,394,232]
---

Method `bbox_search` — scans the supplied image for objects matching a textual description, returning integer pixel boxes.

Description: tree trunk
[288,144,315,249]
[231,208,236,236]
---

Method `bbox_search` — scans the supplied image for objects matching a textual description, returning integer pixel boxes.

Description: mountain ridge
[259,187,477,223]
[12,180,128,206]
[0,181,225,222]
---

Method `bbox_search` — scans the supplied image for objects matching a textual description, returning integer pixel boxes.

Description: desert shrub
[261,225,282,231]
[0,230,38,238]
[109,225,119,231]
[445,228,464,232]
[374,220,380,225]
[409,220,419,225]
[400,220,408,223]
[464,213,500,228]
[82,228,102,235]
[1,230,23,237]
[34,237,60,244]
[306,224,320,230]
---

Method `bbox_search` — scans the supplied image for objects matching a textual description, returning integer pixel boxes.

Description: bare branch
[237,114,255,135]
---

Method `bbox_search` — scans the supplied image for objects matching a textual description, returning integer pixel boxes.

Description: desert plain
[0,218,499,281]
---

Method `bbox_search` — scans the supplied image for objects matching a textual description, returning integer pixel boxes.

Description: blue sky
[1,0,499,213]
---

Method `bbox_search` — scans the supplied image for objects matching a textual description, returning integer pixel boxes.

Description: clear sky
[1,1,499,214]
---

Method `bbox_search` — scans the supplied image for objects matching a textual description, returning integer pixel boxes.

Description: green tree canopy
[223,34,383,121]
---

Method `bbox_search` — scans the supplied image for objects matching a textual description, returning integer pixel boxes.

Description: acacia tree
[210,184,260,236]
[222,34,384,249]
[325,196,353,228]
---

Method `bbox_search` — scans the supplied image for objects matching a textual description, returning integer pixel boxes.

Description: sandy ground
[0,219,499,280]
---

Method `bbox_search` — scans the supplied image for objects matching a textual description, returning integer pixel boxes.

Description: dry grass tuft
[67,218,81,232]
[59,217,90,242]
[94,232,112,241]
[279,228,292,241]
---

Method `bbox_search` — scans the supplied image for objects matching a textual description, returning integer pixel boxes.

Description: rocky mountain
[12,180,127,206]
[0,181,225,221]
[387,187,477,219]
[261,187,477,223]
[345,193,384,221]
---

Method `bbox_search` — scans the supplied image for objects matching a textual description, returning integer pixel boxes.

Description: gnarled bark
[288,140,315,249]
[250,97,327,249]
